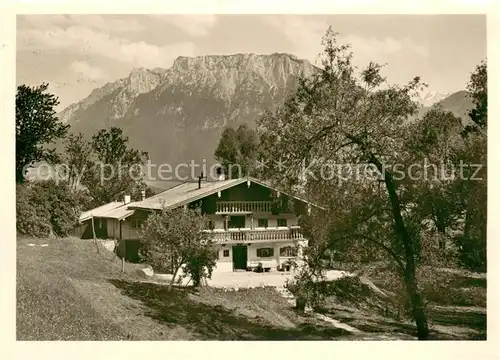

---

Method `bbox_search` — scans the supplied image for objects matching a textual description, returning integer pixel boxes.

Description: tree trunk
[168,265,181,291]
[434,210,447,250]
[377,162,430,340]
[347,144,431,339]
[404,266,430,340]
[296,296,306,312]
[463,208,471,239]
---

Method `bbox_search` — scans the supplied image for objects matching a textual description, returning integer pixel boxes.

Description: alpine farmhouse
[76,176,316,273]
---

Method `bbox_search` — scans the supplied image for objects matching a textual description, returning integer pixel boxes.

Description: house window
[257,247,274,258]
[213,250,219,260]
[277,218,288,227]
[257,218,268,228]
[280,246,297,257]
[228,215,245,229]
[223,249,230,257]
[130,219,143,229]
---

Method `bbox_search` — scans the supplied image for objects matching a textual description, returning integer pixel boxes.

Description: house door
[232,245,247,270]
[94,218,108,239]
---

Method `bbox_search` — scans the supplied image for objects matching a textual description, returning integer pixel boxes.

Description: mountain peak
[129,66,147,74]
[418,91,451,107]
[171,53,310,72]
[126,67,165,94]
[160,53,317,104]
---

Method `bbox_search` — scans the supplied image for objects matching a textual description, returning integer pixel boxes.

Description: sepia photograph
[12,13,488,342]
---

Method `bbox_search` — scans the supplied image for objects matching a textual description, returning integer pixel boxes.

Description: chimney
[141,190,146,201]
[124,195,131,204]
[216,167,226,181]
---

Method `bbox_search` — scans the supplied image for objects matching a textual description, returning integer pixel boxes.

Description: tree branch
[327,231,405,271]
[362,234,406,271]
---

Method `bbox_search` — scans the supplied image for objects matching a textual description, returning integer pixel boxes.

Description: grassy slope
[316,267,486,340]
[17,237,485,340]
[17,237,143,340]
[17,237,349,340]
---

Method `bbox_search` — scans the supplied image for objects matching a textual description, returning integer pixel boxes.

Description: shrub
[16,185,52,237]
[455,235,486,272]
[182,244,217,287]
[286,265,326,311]
[139,207,217,289]
[16,180,82,237]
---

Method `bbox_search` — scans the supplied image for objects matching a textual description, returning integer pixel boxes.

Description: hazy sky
[17,14,486,111]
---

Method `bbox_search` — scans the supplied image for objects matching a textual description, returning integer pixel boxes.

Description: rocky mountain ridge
[58,53,472,169]
[58,67,167,124]
[59,53,318,166]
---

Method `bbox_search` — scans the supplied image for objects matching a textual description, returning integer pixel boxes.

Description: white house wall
[212,240,298,273]
[213,244,233,272]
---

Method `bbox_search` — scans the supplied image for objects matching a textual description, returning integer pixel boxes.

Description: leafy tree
[257,29,435,339]
[59,129,152,206]
[235,124,259,175]
[82,127,148,206]
[285,242,328,312]
[453,60,487,271]
[255,128,280,181]
[215,127,239,176]
[16,83,69,183]
[453,132,486,271]
[61,132,94,191]
[139,207,216,289]
[402,62,487,271]
[215,124,259,178]
[406,107,464,248]
[462,60,487,135]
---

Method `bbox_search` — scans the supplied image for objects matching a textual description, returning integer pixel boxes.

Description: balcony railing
[216,201,272,214]
[204,227,303,244]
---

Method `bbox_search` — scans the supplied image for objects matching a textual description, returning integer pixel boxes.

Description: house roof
[130,177,324,211]
[129,178,247,211]
[82,177,324,221]
[248,177,324,210]
[98,203,138,220]
[79,201,125,222]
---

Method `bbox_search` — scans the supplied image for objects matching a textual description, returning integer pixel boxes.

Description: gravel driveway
[206,270,349,288]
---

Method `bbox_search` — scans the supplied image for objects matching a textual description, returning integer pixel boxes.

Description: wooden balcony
[216,201,272,214]
[204,227,304,244]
